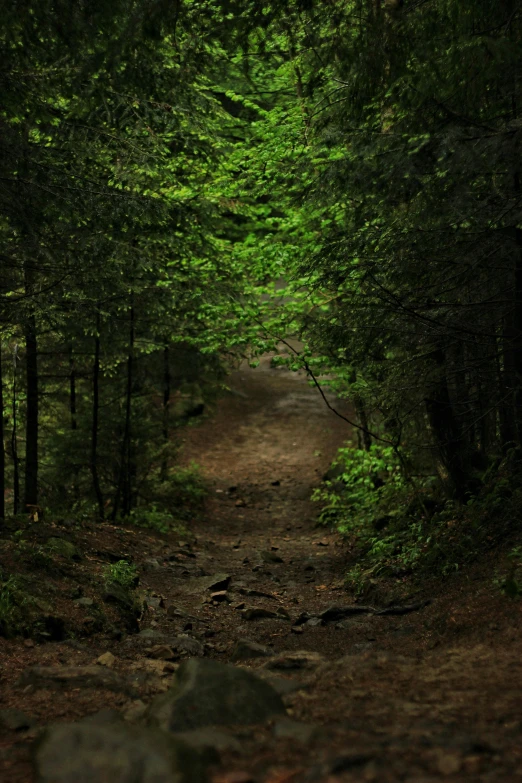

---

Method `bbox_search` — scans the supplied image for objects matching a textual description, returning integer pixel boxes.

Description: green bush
[0,573,32,637]
[103,560,139,589]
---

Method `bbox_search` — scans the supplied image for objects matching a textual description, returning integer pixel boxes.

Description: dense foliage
[2,1,522,579]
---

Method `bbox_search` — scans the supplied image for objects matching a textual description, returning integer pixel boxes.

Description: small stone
[306,617,324,627]
[235,499,246,507]
[147,645,177,661]
[264,651,325,671]
[96,652,116,668]
[210,591,231,603]
[272,718,319,743]
[230,639,273,662]
[24,638,35,648]
[437,752,462,776]
[75,597,94,608]
[291,626,304,634]
[0,708,35,731]
[261,550,284,564]
[123,699,148,723]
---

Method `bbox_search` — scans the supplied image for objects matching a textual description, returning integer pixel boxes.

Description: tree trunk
[160,345,171,481]
[90,310,104,519]
[11,345,20,515]
[112,299,135,520]
[425,347,470,498]
[24,310,38,509]
[0,341,5,521]
[69,344,79,500]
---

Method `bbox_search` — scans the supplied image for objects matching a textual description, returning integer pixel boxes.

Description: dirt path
[2,356,522,782]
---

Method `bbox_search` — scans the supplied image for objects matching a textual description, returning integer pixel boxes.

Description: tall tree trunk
[69,344,79,500]
[425,346,470,498]
[160,345,171,481]
[24,310,38,509]
[0,341,5,521]
[90,310,104,519]
[11,345,20,515]
[112,299,135,520]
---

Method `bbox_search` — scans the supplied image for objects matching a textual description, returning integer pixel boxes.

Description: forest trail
[2,356,522,782]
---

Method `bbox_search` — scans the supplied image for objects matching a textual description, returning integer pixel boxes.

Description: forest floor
[1,354,522,782]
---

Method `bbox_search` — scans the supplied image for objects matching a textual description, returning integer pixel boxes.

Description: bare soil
[1,355,522,783]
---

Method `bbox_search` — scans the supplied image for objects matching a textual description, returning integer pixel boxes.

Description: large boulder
[33,721,212,783]
[146,658,285,732]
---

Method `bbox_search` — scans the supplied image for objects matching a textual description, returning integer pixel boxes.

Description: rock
[103,584,140,632]
[230,639,274,662]
[18,666,134,695]
[210,591,231,603]
[259,675,309,696]
[291,626,304,635]
[0,708,35,731]
[241,607,290,622]
[263,651,325,671]
[183,574,231,594]
[306,617,324,628]
[148,645,177,661]
[238,587,276,600]
[83,708,123,725]
[24,638,35,648]
[34,721,213,783]
[75,597,94,608]
[146,658,285,732]
[97,652,116,668]
[124,700,148,723]
[261,550,284,564]
[46,537,81,560]
[272,718,319,743]
[173,728,242,754]
[319,605,373,623]
[143,558,161,571]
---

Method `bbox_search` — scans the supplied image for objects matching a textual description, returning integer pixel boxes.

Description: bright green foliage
[103,560,139,590]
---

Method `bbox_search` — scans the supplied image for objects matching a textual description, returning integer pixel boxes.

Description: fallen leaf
[265,768,303,783]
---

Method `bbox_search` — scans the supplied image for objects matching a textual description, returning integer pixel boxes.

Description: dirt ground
[1,354,522,782]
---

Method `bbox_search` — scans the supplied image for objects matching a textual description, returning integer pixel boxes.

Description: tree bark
[11,345,20,515]
[112,299,135,520]
[0,341,5,521]
[90,309,104,519]
[24,310,38,508]
[160,345,171,481]
[425,346,470,498]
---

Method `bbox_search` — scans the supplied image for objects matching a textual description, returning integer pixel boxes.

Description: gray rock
[0,708,35,731]
[182,574,231,594]
[18,666,134,695]
[146,658,285,732]
[261,551,284,564]
[74,597,94,608]
[46,538,81,560]
[260,675,310,696]
[319,605,374,623]
[34,721,212,783]
[83,708,123,725]
[230,639,273,662]
[173,728,242,754]
[306,617,324,627]
[272,718,320,743]
[263,651,325,671]
[241,607,290,621]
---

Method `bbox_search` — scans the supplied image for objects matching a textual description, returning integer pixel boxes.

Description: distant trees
[0,1,249,518]
[240,0,522,498]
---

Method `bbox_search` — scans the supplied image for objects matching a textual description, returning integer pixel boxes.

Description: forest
[1,2,522,782]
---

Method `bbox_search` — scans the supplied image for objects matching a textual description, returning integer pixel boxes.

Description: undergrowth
[127,462,206,534]
[315,443,522,596]
[0,571,34,637]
